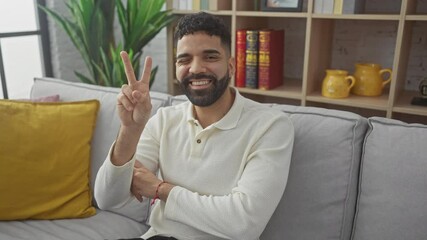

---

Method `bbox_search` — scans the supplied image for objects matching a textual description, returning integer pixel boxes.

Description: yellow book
[334,0,344,14]
[192,0,200,10]
[209,0,218,11]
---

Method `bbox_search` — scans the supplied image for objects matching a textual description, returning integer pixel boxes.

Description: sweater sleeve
[163,116,295,239]
[94,116,161,222]
[94,143,135,209]
[94,144,152,222]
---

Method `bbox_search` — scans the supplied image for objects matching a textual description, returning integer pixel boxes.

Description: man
[95,12,294,240]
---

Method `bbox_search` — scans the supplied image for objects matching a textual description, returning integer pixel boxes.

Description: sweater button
[196,139,201,144]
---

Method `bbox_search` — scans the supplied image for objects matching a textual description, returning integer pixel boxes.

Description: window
[0,0,51,99]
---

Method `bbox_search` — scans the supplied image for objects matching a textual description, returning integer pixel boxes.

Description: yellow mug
[352,63,392,96]
[322,69,356,99]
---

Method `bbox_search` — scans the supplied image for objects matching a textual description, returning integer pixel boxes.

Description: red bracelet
[150,181,166,206]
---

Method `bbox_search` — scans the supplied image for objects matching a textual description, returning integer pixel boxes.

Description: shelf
[237,79,302,100]
[236,11,307,18]
[306,92,389,111]
[405,15,427,21]
[393,90,427,116]
[172,10,233,16]
[312,14,401,21]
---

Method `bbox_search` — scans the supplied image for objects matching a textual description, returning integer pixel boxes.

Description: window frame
[0,0,52,99]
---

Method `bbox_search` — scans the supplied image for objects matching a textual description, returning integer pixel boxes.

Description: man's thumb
[132,91,142,102]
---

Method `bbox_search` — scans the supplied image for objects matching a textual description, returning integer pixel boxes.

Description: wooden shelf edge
[405,15,427,21]
[236,11,308,18]
[172,10,233,16]
[237,87,302,100]
[393,90,427,116]
[306,92,389,111]
[312,13,400,20]
[392,106,427,116]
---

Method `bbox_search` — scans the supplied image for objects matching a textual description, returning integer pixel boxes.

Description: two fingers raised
[120,51,152,89]
[118,51,153,110]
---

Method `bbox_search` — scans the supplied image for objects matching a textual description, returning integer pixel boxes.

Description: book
[209,0,218,10]
[178,0,187,10]
[235,30,247,88]
[322,0,334,14]
[315,0,334,14]
[188,0,194,10]
[209,0,231,11]
[343,0,366,14]
[314,0,324,13]
[245,30,259,89]
[200,0,209,10]
[258,30,284,90]
[192,0,200,10]
[172,0,180,10]
[334,0,344,14]
[253,0,260,11]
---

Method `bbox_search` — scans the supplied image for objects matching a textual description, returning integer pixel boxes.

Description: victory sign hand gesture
[117,51,153,129]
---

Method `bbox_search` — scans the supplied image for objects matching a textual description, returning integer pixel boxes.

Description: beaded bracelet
[151,181,166,206]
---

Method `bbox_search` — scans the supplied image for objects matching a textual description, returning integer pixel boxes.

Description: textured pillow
[262,105,368,240]
[31,78,170,217]
[30,94,60,102]
[352,117,427,240]
[17,94,61,102]
[0,99,100,220]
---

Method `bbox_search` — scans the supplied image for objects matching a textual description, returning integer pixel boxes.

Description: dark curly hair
[174,12,231,54]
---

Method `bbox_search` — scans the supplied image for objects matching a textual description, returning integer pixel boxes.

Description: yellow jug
[322,70,356,99]
[352,63,392,96]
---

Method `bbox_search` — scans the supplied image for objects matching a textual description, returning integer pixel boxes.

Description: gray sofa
[1,77,426,240]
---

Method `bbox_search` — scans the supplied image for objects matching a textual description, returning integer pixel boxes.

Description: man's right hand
[117,51,153,129]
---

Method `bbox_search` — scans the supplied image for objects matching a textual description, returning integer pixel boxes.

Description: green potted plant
[40,0,174,88]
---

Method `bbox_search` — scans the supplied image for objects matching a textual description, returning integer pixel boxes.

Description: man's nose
[189,59,206,74]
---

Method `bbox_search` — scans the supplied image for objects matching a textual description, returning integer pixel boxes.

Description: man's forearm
[111,125,145,166]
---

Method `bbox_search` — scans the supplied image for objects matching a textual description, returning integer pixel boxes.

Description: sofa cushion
[0,100,99,220]
[30,77,170,222]
[352,117,427,240]
[0,209,149,240]
[261,105,368,240]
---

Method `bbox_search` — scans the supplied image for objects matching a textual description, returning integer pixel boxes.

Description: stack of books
[172,0,228,11]
[314,0,365,14]
[235,29,284,90]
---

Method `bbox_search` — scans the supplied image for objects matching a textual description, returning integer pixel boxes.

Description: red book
[235,30,246,88]
[258,30,284,90]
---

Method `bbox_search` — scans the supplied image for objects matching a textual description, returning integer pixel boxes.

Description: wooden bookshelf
[166,0,427,124]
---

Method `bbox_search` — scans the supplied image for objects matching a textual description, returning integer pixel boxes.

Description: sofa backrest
[261,104,368,240]
[30,77,170,207]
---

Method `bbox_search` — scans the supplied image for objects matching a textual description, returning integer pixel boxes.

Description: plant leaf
[75,71,96,85]
[41,0,173,88]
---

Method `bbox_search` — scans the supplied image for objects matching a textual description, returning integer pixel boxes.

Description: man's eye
[206,55,219,61]
[176,59,189,65]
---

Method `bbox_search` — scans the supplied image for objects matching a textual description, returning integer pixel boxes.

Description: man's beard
[179,70,230,107]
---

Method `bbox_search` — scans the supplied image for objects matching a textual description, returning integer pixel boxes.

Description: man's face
[175,32,234,107]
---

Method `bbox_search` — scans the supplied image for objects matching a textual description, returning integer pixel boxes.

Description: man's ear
[228,56,235,78]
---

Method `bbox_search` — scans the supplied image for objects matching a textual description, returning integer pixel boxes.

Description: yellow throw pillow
[0,99,100,220]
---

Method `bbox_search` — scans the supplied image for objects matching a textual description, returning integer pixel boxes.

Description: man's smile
[190,80,212,89]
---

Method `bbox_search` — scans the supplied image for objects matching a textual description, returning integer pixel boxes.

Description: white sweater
[95,90,294,240]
